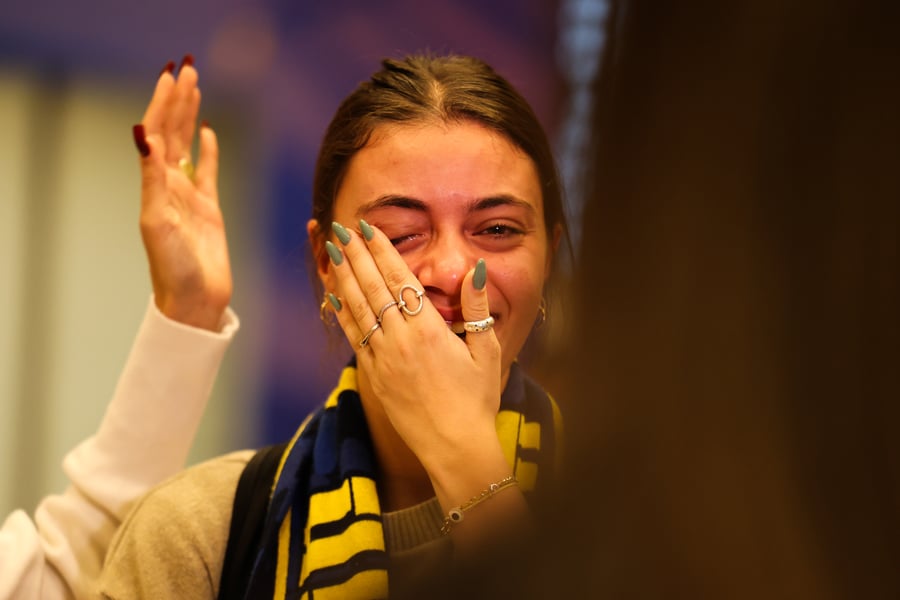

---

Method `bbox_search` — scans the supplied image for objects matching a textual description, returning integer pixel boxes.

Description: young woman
[100,53,568,599]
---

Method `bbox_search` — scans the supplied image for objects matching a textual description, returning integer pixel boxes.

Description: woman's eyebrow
[472,195,536,214]
[356,195,427,217]
[355,193,536,217]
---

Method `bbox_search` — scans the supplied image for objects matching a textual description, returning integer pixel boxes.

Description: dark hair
[309,53,570,303]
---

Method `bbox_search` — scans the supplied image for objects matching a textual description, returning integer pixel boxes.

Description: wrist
[440,474,518,534]
[425,435,513,513]
[427,439,531,557]
[154,294,229,332]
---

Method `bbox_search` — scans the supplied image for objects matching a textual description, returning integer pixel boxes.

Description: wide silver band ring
[376,300,398,324]
[463,315,495,333]
[397,284,425,316]
[358,321,381,348]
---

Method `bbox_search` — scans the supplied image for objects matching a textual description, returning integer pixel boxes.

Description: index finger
[142,64,176,133]
[332,222,415,334]
[355,220,428,316]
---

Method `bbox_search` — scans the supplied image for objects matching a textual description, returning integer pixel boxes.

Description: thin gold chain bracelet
[440,475,518,535]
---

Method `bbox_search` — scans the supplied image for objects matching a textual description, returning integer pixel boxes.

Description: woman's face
[325,120,553,381]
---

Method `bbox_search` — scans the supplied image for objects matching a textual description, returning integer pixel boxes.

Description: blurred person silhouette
[428,0,899,598]
[568,0,898,597]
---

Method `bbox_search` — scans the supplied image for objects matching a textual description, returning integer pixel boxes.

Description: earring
[537,297,547,327]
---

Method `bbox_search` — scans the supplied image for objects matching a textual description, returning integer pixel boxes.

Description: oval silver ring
[397,284,425,316]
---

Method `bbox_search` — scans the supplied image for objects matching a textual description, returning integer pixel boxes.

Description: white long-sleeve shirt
[0,297,238,599]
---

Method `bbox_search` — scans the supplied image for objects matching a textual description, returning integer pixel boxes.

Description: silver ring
[376,300,398,324]
[463,316,495,333]
[358,321,381,348]
[397,284,425,316]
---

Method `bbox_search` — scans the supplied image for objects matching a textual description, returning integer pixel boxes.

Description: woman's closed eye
[388,232,425,250]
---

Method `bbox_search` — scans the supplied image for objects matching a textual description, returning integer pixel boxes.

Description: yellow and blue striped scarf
[239,360,562,599]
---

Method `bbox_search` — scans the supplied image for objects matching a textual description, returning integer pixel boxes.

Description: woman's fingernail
[359,219,374,241]
[132,124,150,158]
[331,222,351,245]
[473,258,487,290]
[179,53,195,71]
[327,293,342,311]
[325,240,344,265]
[159,60,175,77]
[200,119,211,129]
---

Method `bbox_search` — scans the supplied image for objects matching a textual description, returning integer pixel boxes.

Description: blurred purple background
[0,0,588,446]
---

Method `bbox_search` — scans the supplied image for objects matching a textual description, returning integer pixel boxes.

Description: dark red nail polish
[159,60,175,77]
[179,53,195,71]
[132,124,150,158]
[200,119,210,129]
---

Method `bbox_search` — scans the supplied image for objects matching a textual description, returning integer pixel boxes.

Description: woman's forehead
[335,121,543,216]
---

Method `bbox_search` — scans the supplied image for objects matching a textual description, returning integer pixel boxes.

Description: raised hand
[131,56,231,331]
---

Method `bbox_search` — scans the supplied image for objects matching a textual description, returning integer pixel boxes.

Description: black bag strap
[217,442,289,600]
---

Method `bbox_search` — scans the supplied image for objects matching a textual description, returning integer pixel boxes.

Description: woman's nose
[414,236,474,296]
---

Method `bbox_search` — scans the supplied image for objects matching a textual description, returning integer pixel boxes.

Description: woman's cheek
[399,253,423,276]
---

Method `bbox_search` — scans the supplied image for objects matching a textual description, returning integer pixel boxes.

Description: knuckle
[393,338,415,362]
[484,335,502,358]
[361,277,384,300]
[350,297,372,322]
[412,322,444,347]
[139,206,180,235]
[383,267,408,290]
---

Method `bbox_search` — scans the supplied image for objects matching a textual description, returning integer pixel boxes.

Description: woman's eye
[477,224,524,237]
[388,233,422,248]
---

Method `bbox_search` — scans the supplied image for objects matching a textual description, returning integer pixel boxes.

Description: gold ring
[178,157,195,181]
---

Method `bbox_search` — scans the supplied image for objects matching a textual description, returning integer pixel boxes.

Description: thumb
[461,258,501,362]
[194,121,219,200]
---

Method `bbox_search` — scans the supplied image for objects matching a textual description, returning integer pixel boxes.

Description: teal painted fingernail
[327,292,342,311]
[332,221,351,245]
[473,258,487,290]
[325,240,343,265]
[359,219,374,241]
